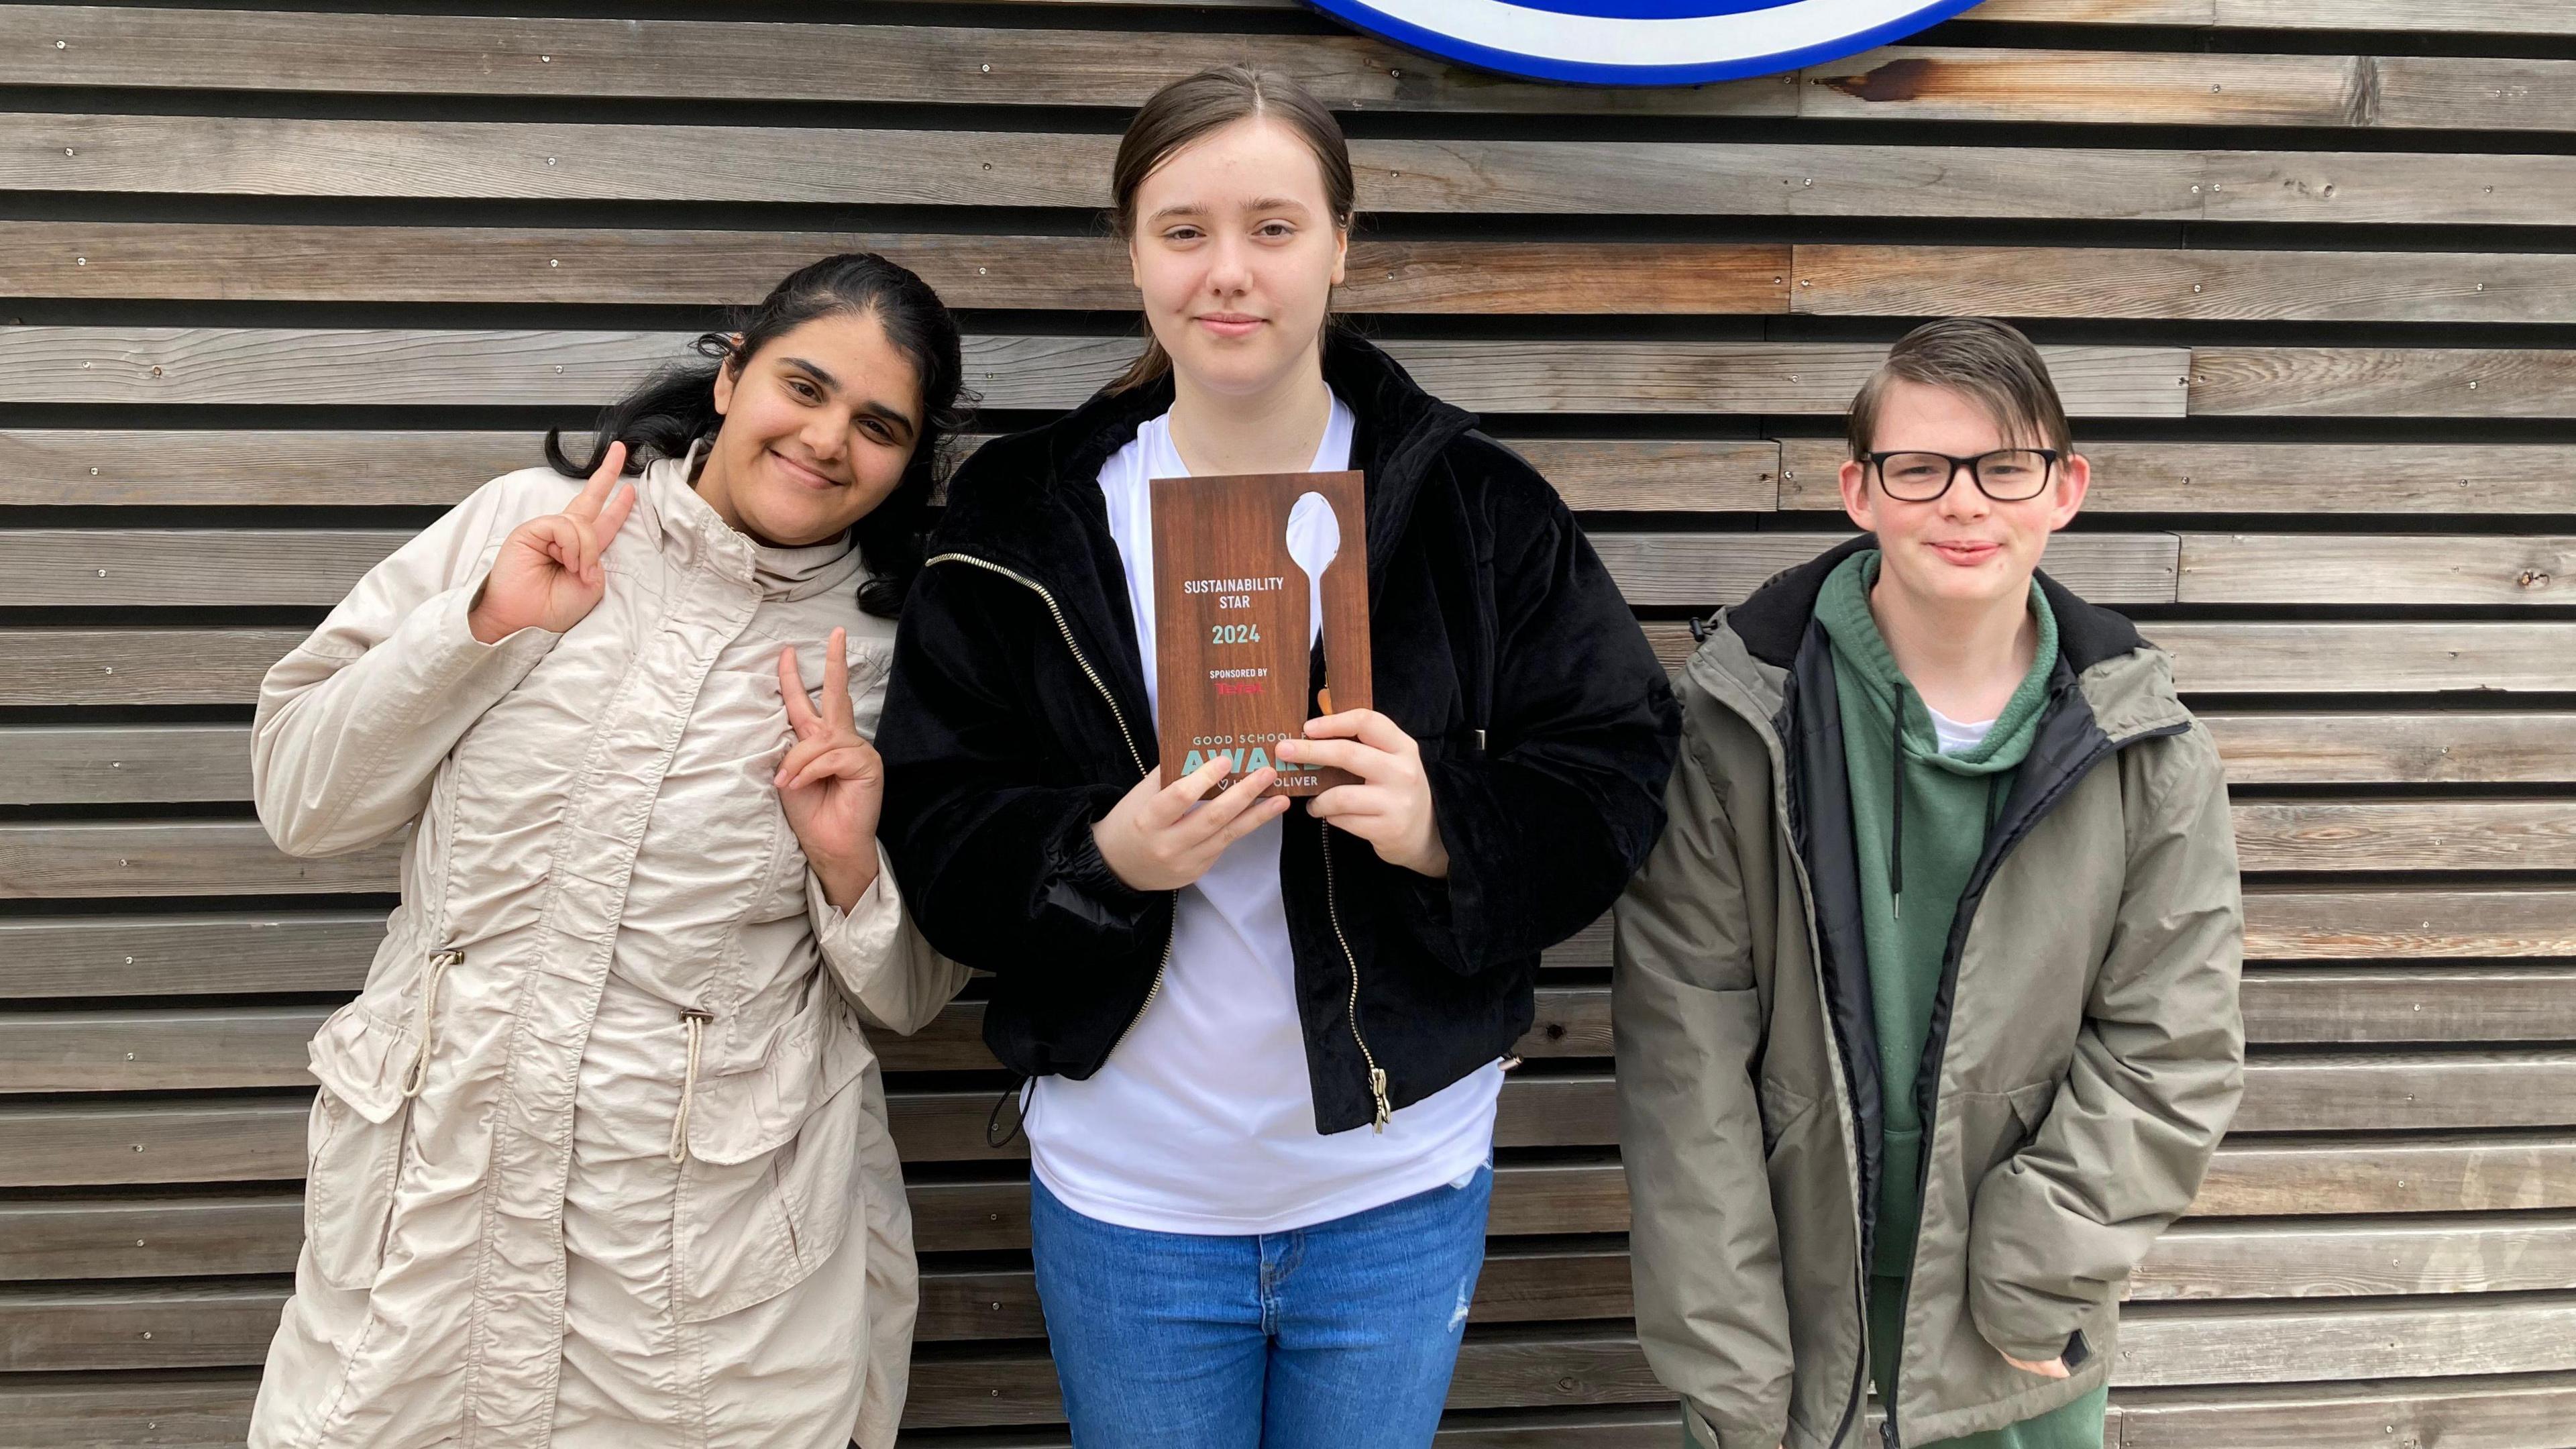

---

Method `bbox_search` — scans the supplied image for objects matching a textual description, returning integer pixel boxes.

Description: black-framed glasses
[1866,449,2060,503]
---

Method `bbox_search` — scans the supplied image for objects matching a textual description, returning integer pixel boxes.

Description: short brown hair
[1846,317,2073,461]
[1107,67,1356,394]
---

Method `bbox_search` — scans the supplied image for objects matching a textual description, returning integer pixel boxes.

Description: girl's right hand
[1092,756,1288,891]
[467,441,637,643]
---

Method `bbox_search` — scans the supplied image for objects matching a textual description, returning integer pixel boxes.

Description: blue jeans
[1030,1166,1495,1448]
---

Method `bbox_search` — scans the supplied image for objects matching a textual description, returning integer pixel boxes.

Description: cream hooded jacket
[246,454,969,1449]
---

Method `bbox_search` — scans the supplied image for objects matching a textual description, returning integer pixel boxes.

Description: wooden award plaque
[1150,469,1371,798]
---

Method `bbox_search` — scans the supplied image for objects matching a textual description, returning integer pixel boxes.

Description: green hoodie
[1817,550,2106,1449]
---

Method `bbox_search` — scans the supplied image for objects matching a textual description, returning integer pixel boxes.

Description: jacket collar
[931,333,1477,598]
[1692,535,2185,747]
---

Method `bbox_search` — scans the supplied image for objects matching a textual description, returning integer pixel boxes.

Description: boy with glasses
[1614,319,2245,1449]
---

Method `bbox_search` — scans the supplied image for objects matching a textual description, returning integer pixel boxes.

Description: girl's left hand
[1276,709,1449,879]
[774,628,883,912]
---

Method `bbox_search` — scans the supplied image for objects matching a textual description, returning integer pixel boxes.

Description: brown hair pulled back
[1108,66,1355,394]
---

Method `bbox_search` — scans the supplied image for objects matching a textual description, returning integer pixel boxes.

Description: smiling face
[1838,376,2090,616]
[698,309,924,547]
[1128,115,1348,400]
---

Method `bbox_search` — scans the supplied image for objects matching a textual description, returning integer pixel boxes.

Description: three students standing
[249,62,2238,1449]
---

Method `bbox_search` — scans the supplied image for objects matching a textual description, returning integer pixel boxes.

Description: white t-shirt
[1928,702,1997,756]
[1023,398,1505,1235]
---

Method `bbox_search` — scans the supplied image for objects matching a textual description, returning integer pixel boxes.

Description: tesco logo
[1307,0,1984,87]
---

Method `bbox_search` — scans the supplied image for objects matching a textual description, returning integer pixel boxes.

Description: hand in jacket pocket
[467,441,635,642]
[776,628,884,911]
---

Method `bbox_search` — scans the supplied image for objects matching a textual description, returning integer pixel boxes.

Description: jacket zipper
[925,553,1175,1055]
[1717,669,1872,1449]
[1880,718,2187,1446]
[1320,828,1393,1132]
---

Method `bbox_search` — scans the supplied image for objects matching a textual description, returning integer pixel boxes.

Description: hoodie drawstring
[1888,683,1907,921]
[668,1008,712,1164]
[399,951,461,1100]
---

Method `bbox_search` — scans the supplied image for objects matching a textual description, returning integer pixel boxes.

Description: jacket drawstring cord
[399,951,460,1100]
[1888,682,1907,921]
[668,1008,712,1164]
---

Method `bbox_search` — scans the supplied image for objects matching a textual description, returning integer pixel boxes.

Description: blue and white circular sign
[1307,0,1983,87]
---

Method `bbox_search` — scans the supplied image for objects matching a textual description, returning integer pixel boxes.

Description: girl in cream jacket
[248,254,971,1449]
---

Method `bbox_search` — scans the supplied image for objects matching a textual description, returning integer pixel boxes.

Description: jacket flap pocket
[306,1001,417,1125]
[687,1008,869,1165]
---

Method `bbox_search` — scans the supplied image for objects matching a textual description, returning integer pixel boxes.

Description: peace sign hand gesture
[775,628,885,913]
[467,441,637,644]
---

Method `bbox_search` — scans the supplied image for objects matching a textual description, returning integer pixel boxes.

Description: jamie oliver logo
[1307,0,1980,86]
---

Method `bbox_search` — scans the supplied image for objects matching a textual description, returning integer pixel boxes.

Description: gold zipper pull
[1369,1067,1391,1134]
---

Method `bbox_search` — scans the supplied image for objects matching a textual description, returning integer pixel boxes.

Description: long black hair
[545,252,970,618]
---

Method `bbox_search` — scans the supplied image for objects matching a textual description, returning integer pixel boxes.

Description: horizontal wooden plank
[8,1055,2563,1187]
[1546,888,2576,969]
[0,629,307,706]
[9,1368,2576,1449]
[23,11,2573,131]
[1645,621,2576,694]
[2243,889,2576,960]
[0,913,384,998]
[2243,968,2576,1044]
[10,1287,2574,1394]
[2148,623,2576,696]
[2193,348,2576,418]
[20,115,2576,225]
[9,800,2552,903]
[1803,48,2576,131]
[2118,1295,2576,1387]
[41,531,2576,615]
[0,429,1777,511]
[0,1279,282,1373]
[933,0,2576,32]
[2110,1373,2576,1449]
[0,724,250,805]
[11,710,2551,809]
[0,529,2175,609]
[2200,712,2576,785]
[23,621,2573,712]
[1779,438,2576,514]
[0,984,1602,1093]
[2231,800,2576,873]
[2198,1134,2576,1215]
[1794,244,2576,325]
[23,1217,2576,1373]
[0,329,2189,417]
[29,964,2573,1095]
[0,530,411,608]
[0,220,1793,316]
[2182,535,2575,606]
[0,1371,264,1449]
[0,822,405,900]
[18,1181,2571,1311]
[2135,1214,2576,1300]
[9,800,2561,903]
[1974,0,2576,32]
[0,7,1791,118]
[0,1159,1631,1281]
[0,1248,1633,1371]
[15,886,2543,1008]
[29,429,2576,517]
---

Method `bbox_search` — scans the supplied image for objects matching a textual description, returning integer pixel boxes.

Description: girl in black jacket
[876,67,1678,1447]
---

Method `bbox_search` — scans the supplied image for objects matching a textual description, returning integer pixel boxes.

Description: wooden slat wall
[0,1,2570,1444]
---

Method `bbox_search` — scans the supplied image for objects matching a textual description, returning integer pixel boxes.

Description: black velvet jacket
[875,336,1680,1134]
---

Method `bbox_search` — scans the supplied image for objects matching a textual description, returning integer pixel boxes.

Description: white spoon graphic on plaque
[1285,491,1341,665]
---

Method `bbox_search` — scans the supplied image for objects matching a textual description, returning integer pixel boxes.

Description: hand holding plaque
[1151,469,1371,798]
